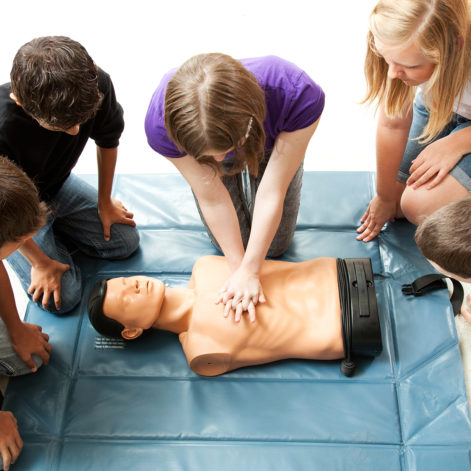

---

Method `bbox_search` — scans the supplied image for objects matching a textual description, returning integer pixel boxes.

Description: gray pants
[195,152,304,257]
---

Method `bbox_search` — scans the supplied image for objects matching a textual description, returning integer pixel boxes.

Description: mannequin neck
[154,287,194,334]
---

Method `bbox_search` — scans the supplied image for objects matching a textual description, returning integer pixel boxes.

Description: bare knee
[400,186,431,225]
[401,186,442,226]
[400,176,469,225]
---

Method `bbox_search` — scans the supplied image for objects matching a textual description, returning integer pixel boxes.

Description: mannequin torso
[175,256,343,375]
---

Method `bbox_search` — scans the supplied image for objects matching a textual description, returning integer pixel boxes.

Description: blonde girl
[357,0,471,241]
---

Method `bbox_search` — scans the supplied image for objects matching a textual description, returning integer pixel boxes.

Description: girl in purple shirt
[145,54,324,322]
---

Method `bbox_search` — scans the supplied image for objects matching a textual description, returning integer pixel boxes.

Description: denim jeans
[194,152,304,257]
[398,93,471,190]
[0,317,41,376]
[6,173,140,315]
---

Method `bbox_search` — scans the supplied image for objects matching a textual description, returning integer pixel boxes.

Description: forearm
[0,262,22,334]
[376,134,406,198]
[442,125,471,156]
[96,146,118,203]
[240,123,316,273]
[376,107,412,198]
[242,190,283,274]
[17,238,50,268]
[198,193,245,271]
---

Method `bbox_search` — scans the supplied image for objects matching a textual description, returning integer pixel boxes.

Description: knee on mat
[267,237,293,258]
[53,290,82,315]
[102,226,140,260]
[39,275,82,315]
[0,354,43,377]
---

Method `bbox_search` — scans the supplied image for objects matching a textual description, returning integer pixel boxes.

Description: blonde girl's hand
[407,136,463,190]
[356,194,396,242]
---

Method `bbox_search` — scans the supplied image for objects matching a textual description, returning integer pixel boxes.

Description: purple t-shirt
[145,55,325,158]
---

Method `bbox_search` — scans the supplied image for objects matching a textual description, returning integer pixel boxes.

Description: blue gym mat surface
[3,171,471,470]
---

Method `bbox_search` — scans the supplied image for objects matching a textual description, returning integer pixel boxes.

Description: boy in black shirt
[0,36,139,313]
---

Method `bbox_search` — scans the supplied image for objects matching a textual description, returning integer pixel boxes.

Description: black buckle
[402,273,463,316]
[402,276,447,297]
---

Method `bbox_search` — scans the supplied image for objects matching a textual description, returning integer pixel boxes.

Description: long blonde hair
[165,53,266,176]
[364,0,471,142]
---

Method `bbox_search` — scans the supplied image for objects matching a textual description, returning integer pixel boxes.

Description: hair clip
[245,116,253,139]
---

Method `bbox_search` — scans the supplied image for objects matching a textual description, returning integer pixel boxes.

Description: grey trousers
[194,152,304,258]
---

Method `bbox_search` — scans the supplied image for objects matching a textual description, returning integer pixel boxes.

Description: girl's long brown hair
[165,53,266,176]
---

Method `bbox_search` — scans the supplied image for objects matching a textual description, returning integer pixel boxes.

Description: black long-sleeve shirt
[0,68,124,200]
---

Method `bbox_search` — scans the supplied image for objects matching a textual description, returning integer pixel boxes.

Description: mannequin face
[103,276,166,337]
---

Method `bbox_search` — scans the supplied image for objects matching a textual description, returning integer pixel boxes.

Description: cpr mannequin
[88,256,382,376]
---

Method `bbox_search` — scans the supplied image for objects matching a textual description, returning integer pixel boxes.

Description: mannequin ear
[9,93,22,106]
[121,327,143,340]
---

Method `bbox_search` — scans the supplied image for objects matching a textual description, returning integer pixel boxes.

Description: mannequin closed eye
[103,276,166,330]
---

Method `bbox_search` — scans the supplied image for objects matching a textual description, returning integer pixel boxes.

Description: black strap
[337,258,355,377]
[402,274,464,316]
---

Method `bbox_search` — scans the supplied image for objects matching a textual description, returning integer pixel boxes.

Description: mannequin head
[88,276,165,340]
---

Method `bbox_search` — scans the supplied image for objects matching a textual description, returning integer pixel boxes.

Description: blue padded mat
[4,171,471,471]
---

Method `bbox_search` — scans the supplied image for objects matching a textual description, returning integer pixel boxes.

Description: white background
[3,0,471,405]
[0,0,378,175]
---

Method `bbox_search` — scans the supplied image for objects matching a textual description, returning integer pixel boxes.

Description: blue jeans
[0,318,41,376]
[6,174,140,314]
[398,94,471,190]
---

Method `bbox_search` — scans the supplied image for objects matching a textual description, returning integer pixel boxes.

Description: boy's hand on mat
[10,322,51,372]
[407,136,463,190]
[98,197,136,242]
[461,294,471,326]
[216,268,266,323]
[28,258,70,310]
[0,411,23,471]
[356,194,396,242]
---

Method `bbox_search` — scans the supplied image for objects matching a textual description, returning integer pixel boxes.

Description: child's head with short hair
[415,195,471,282]
[0,156,48,258]
[10,36,103,130]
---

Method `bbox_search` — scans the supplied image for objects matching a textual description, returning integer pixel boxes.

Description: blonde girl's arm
[357,105,413,242]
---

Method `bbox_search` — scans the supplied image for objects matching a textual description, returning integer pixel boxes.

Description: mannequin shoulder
[179,331,232,376]
[190,353,232,376]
